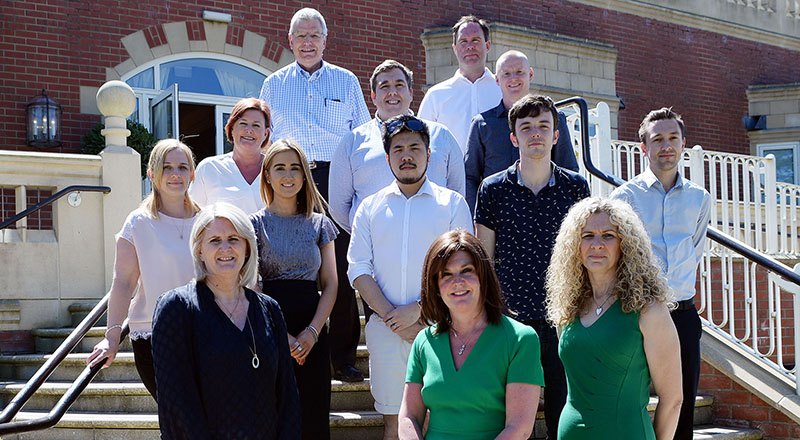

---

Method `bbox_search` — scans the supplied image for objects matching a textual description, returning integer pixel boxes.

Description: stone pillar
[96,81,140,289]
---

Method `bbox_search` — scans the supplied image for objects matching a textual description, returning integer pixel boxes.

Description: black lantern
[26,89,62,148]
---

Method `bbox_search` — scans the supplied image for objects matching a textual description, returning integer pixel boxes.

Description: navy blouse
[152,280,301,439]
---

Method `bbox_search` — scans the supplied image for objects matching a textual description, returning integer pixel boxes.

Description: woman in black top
[152,202,300,439]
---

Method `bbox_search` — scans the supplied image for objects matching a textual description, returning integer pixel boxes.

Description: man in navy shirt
[465,50,579,213]
[475,94,589,440]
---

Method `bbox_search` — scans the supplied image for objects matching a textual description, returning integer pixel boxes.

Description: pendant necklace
[451,327,479,356]
[593,294,614,316]
[246,312,259,369]
[215,292,242,323]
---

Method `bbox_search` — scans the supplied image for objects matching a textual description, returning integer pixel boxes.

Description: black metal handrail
[557,97,800,287]
[0,292,128,434]
[0,185,111,230]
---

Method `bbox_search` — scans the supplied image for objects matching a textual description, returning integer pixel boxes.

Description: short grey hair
[289,7,328,36]
[190,203,258,289]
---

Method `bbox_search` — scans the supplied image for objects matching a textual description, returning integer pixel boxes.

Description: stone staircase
[0,303,764,439]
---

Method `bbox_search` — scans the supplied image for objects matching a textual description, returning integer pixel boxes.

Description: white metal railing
[726,0,777,13]
[565,101,800,392]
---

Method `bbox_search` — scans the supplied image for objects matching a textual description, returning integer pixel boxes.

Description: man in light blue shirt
[329,60,465,234]
[259,7,370,383]
[610,107,711,440]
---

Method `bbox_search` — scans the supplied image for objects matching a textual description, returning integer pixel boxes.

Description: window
[759,142,800,184]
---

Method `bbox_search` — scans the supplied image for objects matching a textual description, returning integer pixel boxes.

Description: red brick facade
[699,361,800,439]
[2,1,799,155]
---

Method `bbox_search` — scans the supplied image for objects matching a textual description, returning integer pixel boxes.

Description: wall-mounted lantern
[26,89,62,148]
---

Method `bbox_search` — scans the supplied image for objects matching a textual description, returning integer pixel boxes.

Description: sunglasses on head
[386,118,425,136]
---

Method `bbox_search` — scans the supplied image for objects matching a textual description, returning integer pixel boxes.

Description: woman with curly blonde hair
[546,197,683,439]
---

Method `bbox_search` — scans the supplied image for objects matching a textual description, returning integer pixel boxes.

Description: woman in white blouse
[87,139,201,401]
[189,98,272,215]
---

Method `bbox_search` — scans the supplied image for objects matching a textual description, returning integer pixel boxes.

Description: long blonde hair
[545,197,671,327]
[143,139,200,219]
[259,139,326,218]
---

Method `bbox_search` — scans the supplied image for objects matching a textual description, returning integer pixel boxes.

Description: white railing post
[764,154,778,254]
[794,263,800,395]
[593,102,614,196]
[688,145,705,186]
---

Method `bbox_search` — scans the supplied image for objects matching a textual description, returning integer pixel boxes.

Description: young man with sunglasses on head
[475,95,589,440]
[348,115,472,440]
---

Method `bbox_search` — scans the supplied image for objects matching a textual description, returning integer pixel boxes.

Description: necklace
[245,312,259,369]
[173,219,186,240]
[215,292,242,322]
[451,325,482,356]
[593,294,614,316]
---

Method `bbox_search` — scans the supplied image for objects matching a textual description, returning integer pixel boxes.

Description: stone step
[67,302,105,328]
[0,378,376,413]
[4,410,385,440]
[0,345,370,382]
[0,413,760,440]
[32,327,133,354]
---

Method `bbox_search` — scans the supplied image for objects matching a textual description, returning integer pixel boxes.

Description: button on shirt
[418,68,502,156]
[610,169,712,301]
[329,116,466,233]
[259,61,370,162]
[347,179,473,307]
[475,163,590,321]
[465,101,580,213]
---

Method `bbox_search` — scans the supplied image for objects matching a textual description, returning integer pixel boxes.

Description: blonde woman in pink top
[87,139,201,401]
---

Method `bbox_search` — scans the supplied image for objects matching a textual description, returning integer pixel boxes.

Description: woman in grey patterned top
[250,139,338,440]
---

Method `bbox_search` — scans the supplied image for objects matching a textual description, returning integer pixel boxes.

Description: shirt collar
[491,100,507,118]
[387,177,433,199]
[454,67,494,84]
[641,167,686,191]
[374,109,415,125]
[293,60,328,80]
[505,161,557,189]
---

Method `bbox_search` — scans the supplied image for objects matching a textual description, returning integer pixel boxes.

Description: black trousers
[671,303,702,440]
[266,279,331,440]
[310,164,361,369]
[523,318,567,440]
[131,337,157,402]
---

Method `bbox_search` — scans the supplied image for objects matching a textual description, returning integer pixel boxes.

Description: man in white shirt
[418,15,502,155]
[348,115,472,440]
[329,59,465,234]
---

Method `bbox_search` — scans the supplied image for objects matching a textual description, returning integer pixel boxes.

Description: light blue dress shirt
[610,168,712,301]
[259,61,370,162]
[328,116,466,233]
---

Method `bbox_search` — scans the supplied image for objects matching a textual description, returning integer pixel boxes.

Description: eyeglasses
[386,118,425,136]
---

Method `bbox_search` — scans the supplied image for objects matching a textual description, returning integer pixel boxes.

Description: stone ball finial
[96,81,136,118]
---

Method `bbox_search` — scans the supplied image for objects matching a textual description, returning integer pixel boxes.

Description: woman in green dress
[546,197,683,439]
[398,229,544,440]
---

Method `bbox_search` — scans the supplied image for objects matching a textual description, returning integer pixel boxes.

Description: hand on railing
[86,326,122,368]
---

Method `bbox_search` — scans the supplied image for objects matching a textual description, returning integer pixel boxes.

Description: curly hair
[545,197,672,327]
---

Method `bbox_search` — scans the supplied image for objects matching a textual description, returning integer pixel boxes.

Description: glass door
[150,84,179,140]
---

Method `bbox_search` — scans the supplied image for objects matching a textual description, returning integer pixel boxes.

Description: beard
[391,161,428,185]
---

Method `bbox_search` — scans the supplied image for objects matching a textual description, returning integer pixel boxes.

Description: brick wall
[699,361,800,439]
[1,1,799,155]
[0,331,33,355]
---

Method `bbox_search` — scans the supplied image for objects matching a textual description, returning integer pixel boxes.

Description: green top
[406,315,544,440]
[557,300,654,439]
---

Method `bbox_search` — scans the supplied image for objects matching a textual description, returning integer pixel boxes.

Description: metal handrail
[0,185,111,230]
[0,292,128,434]
[559,96,800,287]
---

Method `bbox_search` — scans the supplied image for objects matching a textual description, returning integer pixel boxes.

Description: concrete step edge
[13,410,384,429]
[0,379,372,395]
[692,424,763,439]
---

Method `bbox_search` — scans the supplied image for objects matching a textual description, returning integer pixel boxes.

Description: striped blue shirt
[260,61,370,162]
